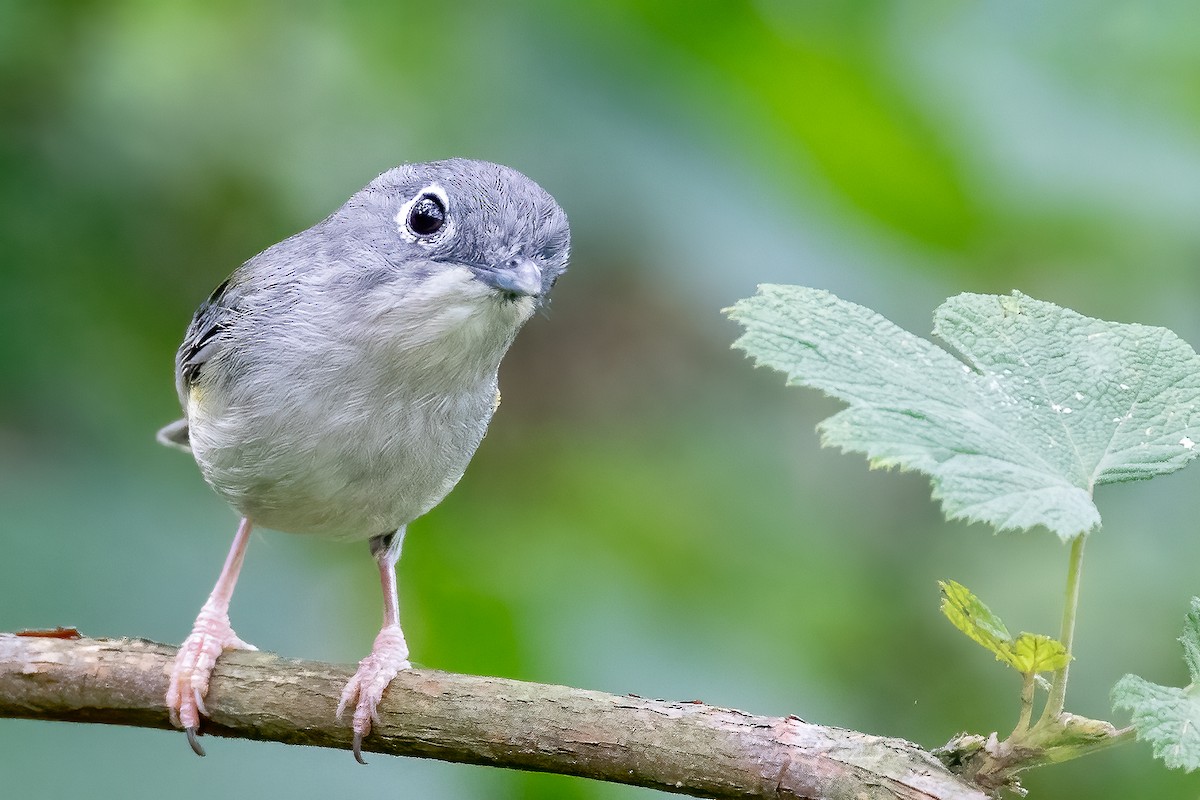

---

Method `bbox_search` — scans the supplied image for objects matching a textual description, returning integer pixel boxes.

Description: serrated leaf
[939,580,1017,667]
[1113,598,1200,771]
[726,286,1200,539]
[1010,633,1070,673]
[1183,596,1200,681]
[940,581,1067,675]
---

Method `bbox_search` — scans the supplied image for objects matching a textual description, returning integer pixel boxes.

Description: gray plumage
[159,158,570,540]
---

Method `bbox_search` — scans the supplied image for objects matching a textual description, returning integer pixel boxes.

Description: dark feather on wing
[177,278,239,390]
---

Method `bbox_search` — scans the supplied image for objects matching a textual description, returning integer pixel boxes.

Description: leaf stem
[1039,533,1087,723]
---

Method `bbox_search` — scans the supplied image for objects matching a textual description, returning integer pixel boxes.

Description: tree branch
[0,632,985,799]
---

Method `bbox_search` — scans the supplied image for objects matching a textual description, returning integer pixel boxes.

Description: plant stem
[1038,533,1087,724]
[1012,671,1036,737]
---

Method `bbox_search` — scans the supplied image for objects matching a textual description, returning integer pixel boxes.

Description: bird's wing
[158,277,244,450]
[177,277,239,390]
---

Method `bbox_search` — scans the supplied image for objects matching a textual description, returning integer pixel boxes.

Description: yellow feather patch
[187,384,205,416]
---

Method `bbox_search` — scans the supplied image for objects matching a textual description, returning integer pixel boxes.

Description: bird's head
[309,159,570,373]
[334,158,569,310]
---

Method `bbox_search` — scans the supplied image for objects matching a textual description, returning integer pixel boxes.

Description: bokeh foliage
[4,1,1200,797]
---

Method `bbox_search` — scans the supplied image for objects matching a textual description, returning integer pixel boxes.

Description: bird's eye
[406,193,446,237]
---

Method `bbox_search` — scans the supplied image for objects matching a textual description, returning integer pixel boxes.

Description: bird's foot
[337,624,411,764]
[166,602,257,755]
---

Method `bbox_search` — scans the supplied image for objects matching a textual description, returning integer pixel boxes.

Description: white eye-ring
[396,184,452,244]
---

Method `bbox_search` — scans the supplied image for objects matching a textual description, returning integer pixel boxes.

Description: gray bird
[158,159,570,762]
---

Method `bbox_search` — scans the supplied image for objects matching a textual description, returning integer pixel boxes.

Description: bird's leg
[337,528,411,764]
[166,517,258,756]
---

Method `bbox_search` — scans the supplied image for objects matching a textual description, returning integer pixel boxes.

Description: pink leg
[166,517,258,756]
[336,532,411,764]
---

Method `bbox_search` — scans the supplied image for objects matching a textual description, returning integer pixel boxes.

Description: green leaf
[940,580,1016,666]
[726,286,1200,539]
[939,580,1067,675]
[1009,633,1070,674]
[1113,598,1200,771]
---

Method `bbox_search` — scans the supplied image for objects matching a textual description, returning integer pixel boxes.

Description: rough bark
[0,632,986,799]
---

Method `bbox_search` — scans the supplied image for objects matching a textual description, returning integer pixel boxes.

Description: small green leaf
[726,286,1200,539]
[1010,633,1070,674]
[939,580,1068,675]
[939,580,1016,667]
[1113,598,1200,771]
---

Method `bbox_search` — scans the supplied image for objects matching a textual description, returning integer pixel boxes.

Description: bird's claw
[186,726,206,757]
[166,602,256,755]
[338,624,411,764]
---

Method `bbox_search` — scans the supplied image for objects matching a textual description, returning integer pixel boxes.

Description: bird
[157,158,570,763]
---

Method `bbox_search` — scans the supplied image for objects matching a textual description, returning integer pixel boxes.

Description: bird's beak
[475,257,543,298]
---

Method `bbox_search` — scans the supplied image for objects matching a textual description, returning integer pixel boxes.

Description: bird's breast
[185,277,518,539]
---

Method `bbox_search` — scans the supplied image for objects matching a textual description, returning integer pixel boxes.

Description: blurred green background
[4,1,1200,797]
